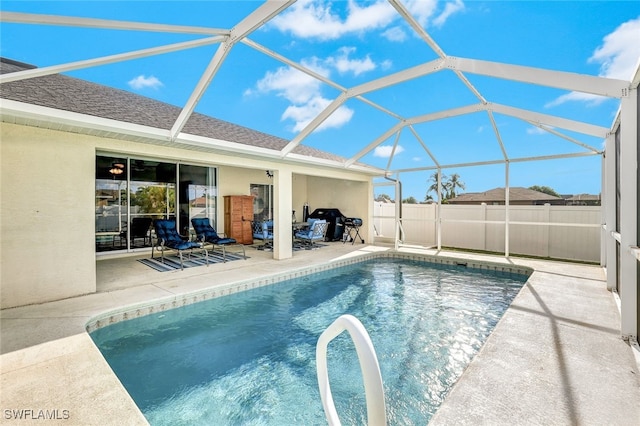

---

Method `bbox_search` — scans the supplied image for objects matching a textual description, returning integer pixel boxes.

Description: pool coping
[86,251,533,333]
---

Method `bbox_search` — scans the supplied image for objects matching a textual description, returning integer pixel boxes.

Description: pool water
[91,259,528,425]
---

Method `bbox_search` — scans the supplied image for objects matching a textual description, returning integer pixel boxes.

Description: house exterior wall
[217,166,273,226]
[1,124,97,308]
[292,174,308,218]
[1,123,373,308]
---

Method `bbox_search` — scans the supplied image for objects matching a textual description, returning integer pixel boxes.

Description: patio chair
[252,220,274,250]
[294,219,328,249]
[191,217,246,262]
[152,219,208,270]
[119,217,152,248]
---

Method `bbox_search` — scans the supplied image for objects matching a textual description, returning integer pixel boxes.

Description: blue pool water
[91,258,528,425]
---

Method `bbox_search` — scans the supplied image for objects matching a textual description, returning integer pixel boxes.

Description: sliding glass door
[179,164,217,236]
[96,155,217,253]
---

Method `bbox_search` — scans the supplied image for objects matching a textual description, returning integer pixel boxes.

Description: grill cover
[308,208,346,241]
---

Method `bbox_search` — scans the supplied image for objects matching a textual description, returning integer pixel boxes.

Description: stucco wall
[1,124,97,308]
[307,176,371,243]
[216,166,273,226]
[292,173,308,217]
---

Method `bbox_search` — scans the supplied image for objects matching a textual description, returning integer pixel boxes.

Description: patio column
[619,86,638,341]
[273,168,293,260]
[604,131,617,291]
[436,169,442,250]
[504,161,510,257]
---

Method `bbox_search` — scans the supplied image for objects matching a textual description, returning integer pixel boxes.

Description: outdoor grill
[308,208,346,241]
[344,217,364,244]
[344,218,362,227]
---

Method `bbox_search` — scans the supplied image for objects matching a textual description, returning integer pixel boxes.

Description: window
[250,184,272,222]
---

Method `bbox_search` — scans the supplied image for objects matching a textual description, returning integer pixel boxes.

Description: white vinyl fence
[373,203,601,263]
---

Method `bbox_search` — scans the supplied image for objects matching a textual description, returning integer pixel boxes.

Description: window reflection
[179,164,216,236]
[95,179,126,233]
[251,184,272,222]
[95,156,216,252]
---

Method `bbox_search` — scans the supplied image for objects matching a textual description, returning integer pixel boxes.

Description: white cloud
[251,58,355,132]
[401,0,464,28]
[270,0,396,40]
[374,145,404,158]
[326,47,376,76]
[432,0,465,28]
[255,0,467,131]
[590,16,640,80]
[545,92,607,108]
[282,96,354,132]
[548,16,640,107]
[403,0,439,26]
[250,47,384,132]
[382,26,407,42]
[271,0,463,41]
[255,63,326,104]
[128,75,163,90]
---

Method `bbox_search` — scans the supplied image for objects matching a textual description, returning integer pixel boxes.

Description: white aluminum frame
[1,1,638,340]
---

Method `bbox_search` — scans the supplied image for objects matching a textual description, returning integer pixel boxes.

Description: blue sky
[1,1,639,200]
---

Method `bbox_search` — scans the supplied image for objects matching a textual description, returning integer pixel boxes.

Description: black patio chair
[119,217,152,247]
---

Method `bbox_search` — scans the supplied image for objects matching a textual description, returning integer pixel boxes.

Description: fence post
[481,202,487,251]
[544,203,551,258]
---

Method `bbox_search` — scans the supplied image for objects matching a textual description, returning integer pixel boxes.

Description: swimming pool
[90,256,530,425]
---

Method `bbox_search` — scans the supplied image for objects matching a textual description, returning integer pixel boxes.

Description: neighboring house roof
[448,187,563,204]
[0,57,350,165]
[191,196,207,207]
[565,193,601,202]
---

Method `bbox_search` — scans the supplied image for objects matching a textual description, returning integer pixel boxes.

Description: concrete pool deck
[1,244,639,425]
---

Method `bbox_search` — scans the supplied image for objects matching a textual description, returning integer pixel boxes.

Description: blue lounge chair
[191,218,246,262]
[152,219,208,270]
[294,219,328,249]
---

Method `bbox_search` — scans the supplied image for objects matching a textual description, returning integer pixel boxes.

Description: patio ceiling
[0,1,636,178]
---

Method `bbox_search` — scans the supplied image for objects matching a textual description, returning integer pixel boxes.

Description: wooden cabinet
[224,195,254,244]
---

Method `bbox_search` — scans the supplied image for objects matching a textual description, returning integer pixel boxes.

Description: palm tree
[425,172,447,202]
[447,173,466,199]
[425,172,466,202]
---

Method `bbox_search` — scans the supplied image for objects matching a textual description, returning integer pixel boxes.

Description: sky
[1,1,639,201]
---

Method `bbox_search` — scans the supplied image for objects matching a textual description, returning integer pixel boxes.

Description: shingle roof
[0,57,346,163]
[565,193,601,201]
[449,187,563,203]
